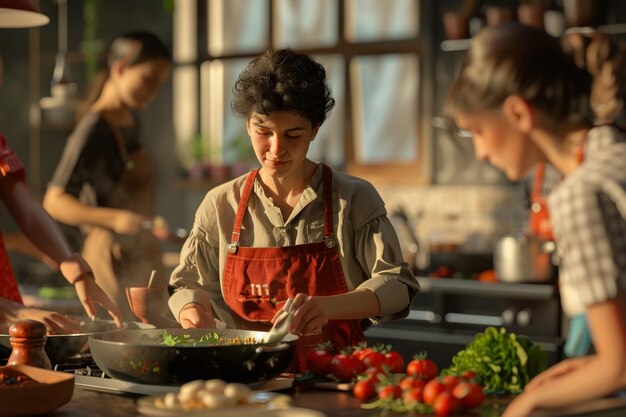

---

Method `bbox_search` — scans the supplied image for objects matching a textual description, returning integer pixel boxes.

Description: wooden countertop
[46,387,626,417]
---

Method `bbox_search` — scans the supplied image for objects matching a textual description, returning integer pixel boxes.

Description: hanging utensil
[39,0,78,124]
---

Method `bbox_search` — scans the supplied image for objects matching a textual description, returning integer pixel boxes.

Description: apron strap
[230,165,335,250]
[230,169,259,247]
[322,164,334,239]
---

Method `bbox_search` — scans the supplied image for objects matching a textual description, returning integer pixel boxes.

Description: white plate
[137,391,294,417]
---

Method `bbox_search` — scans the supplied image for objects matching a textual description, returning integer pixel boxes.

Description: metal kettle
[494,233,557,283]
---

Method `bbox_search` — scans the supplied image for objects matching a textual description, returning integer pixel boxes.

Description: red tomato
[402,386,424,405]
[433,391,461,417]
[461,370,477,381]
[352,344,373,361]
[452,381,485,409]
[362,351,386,369]
[305,348,334,376]
[422,379,446,405]
[330,353,364,382]
[406,357,439,381]
[353,379,376,399]
[377,385,402,400]
[383,351,405,373]
[362,366,387,383]
[441,375,461,392]
[399,376,425,391]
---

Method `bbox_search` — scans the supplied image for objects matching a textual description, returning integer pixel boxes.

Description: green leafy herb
[442,327,548,393]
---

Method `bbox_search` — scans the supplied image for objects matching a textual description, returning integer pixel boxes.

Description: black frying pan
[88,328,297,385]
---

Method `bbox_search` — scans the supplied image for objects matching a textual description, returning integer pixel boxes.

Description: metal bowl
[0,316,151,362]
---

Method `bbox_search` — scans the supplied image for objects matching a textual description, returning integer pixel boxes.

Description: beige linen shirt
[168,165,419,328]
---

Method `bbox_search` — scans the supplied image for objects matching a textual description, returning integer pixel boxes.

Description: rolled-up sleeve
[168,216,235,327]
[354,215,419,321]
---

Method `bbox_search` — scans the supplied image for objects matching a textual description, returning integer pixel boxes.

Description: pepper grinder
[7,320,51,369]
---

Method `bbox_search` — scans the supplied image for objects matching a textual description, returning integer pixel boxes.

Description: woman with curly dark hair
[168,49,419,371]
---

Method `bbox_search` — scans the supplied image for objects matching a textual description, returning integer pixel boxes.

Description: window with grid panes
[173,0,431,184]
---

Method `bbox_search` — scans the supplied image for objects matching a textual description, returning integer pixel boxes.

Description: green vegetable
[442,327,547,393]
[140,331,227,347]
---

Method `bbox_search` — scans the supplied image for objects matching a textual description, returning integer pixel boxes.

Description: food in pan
[141,330,259,347]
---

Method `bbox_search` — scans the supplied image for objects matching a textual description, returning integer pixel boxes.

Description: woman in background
[44,32,172,322]
[0,14,121,334]
[168,48,419,370]
[446,23,626,416]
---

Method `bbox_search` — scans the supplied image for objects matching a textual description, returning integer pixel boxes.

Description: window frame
[175,0,434,185]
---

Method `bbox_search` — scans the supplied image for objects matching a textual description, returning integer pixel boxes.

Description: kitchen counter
[47,387,626,417]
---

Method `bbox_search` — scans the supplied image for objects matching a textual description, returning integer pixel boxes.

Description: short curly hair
[231,49,335,127]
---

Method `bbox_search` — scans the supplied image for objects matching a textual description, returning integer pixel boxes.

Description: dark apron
[222,165,365,371]
[81,126,165,321]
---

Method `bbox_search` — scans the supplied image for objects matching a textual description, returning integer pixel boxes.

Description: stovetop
[2,355,294,396]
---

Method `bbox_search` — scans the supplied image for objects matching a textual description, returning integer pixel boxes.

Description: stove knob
[501,309,516,326]
[517,309,532,327]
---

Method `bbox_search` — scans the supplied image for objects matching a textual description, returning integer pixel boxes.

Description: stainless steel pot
[494,234,557,283]
[88,328,298,385]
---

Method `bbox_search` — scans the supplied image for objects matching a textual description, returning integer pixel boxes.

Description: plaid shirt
[549,125,626,316]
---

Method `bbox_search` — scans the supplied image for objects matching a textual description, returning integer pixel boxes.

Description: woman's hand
[523,356,591,393]
[501,392,537,417]
[59,253,123,327]
[179,303,216,328]
[7,308,83,335]
[283,293,327,336]
[112,210,145,235]
[73,275,123,328]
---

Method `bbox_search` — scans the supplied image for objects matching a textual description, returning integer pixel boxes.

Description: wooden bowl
[0,364,74,416]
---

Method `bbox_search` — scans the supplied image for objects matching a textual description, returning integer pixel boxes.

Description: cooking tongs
[263,298,294,345]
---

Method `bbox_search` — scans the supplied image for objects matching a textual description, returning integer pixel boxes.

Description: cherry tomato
[352,344,373,361]
[461,370,477,381]
[362,366,387,383]
[452,381,485,409]
[377,384,402,400]
[441,375,461,392]
[330,353,364,382]
[383,351,405,373]
[406,357,438,381]
[399,376,425,391]
[433,391,461,417]
[402,386,425,405]
[353,379,376,399]
[362,351,387,369]
[422,379,446,405]
[305,348,334,376]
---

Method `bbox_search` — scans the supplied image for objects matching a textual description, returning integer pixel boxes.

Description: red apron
[529,163,554,240]
[0,134,25,304]
[222,165,365,371]
[530,146,585,240]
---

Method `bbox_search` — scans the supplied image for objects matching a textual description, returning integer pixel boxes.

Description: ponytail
[562,31,626,126]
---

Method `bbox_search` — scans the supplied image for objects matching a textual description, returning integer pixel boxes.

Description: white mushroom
[163,392,180,409]
[204,378,227,394]
[178,379,205,402]
[224,383,252,403]
[200,393,236,409]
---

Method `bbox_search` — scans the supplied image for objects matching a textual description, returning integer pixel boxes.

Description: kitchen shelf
[416,276,557,300]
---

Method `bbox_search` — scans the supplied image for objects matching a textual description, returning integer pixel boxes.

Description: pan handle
[255,342,290,353]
